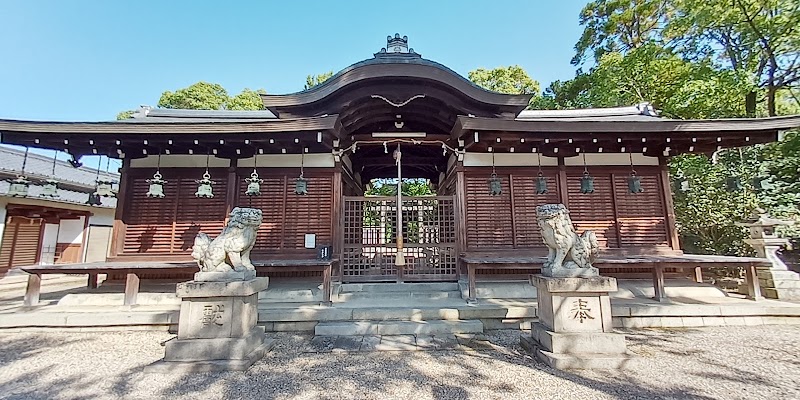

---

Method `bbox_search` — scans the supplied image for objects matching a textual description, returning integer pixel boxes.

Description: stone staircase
[314,282,484,336]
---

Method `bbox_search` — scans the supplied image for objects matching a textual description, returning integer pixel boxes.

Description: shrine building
[2,35,800,300]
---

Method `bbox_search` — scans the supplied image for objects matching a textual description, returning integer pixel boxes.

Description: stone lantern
[737,210,800,300]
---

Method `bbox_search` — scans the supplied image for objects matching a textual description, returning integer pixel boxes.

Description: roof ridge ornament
[375,33,420,58]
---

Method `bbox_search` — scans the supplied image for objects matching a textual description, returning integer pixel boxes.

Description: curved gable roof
[260,53,532,116]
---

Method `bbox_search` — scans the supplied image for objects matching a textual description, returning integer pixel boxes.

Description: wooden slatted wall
[122,168,228,255]
[465,169,559,249]
[567,173,619,248]
[466,174,512,248]
[0,217,42,272]
[613,173,668,247]
[237,170,334,257]
[464,166,671,251]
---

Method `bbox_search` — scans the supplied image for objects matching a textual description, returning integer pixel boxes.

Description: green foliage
[156,82,265,111]
[304,71,334,90]
[116,110,135,120]
[468,65,540,96]
[226,88,266,110]
[572,0,670,65]
[365,179,433,196]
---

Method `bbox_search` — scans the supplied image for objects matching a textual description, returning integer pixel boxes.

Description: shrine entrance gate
[340,195,457,282]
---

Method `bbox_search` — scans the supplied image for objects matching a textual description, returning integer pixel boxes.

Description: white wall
[130,155,230,168]
[88,208,115,227]
[57,217,85,244]
[39,223,59,265]
[0,201,7,253]
[238,154,335,168]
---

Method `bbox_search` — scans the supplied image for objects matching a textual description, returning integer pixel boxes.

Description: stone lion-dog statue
[192,207,262,277]
[536,203,600,277]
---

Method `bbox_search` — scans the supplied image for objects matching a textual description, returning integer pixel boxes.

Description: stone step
[337,282,460,293]
[759,279,800,289]
[314,319,483,336]
[763,288,800,301]
[336,291,462,301]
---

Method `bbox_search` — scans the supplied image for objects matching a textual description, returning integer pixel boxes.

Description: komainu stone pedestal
[146,277,274,372]
[521,275,635,370]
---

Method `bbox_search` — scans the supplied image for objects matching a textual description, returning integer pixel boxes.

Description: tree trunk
[767,85,777,116]
[746,91,757,117]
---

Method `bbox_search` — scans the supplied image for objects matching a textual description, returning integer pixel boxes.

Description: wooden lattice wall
[464,166,671,252]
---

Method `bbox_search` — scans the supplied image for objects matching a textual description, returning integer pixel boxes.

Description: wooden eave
[260,60,532,117]
[450,115,800,155]
[0,115,341,159]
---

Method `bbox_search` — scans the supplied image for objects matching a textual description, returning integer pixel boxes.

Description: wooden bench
[19,262,198,306]
[461,253,771,302]
[20,258,338,306]
[254,259,337,304]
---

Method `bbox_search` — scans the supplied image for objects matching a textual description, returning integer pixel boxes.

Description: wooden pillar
[509,174,517,248]
[87,273,98,289]
[225,160,239,216]
[744,263,763,301]
[332,163,343,258]
[110,158,130,258]
[693,266,703,283]
[23,273,41,306]
[123,272,140,306]
[557,157,569,207]
[659,157,681,251]
[454,161,468,276]
[652,263,667,302]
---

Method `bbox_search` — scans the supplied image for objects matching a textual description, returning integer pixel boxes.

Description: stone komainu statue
[191,207,263,273]
[536,203,600,277]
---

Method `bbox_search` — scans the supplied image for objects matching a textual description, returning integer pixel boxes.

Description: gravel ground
[1,325,798,400]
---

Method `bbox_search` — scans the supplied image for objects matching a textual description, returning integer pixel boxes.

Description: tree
[156,82,265,111]
[667,0,800,116]
[572,0,671,65]
[468,65,540,96]
[116,110,135,120]
[304,71,334,90]
[158,82,229,110]
[226,88,267,110]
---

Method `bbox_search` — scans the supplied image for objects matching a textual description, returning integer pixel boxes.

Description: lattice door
[341,196,457,282]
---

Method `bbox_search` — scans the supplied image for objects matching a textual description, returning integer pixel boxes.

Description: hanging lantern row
[40,149,61,198]
[143,150,311,199]
[7,147,31,197]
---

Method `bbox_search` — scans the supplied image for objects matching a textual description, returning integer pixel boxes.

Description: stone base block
[530,322,626,354]
[164,327,266,362]
[146,338,275,373]
[194,269,256,282]
[521,335,635,370]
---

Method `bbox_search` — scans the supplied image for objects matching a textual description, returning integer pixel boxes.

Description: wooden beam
[659,158,682,251]
[509,174,517,248]
[744,263,763,301]
[652,263,667,302]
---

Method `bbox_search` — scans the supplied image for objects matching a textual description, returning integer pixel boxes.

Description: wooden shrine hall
[2,35,800,303]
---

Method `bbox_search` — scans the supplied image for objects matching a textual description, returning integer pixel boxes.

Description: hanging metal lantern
[245,169,263,196]
[627,171,644,193]
[295,176,309,195]
[725,176,742,192]
[752,176,767,191]
[488,173,502,196]
[8,176,30,197]
[96,179,117,197]
[580,171,595,194]
[40,179,60,198]
[40,150,60,198]
[195,171,215,198]
[294,151,309,195]
[86,192,102,206]
[535,173,548,194]
[146,171,167,198]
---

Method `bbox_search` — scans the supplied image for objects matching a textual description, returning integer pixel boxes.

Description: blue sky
[0,1,586,122]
